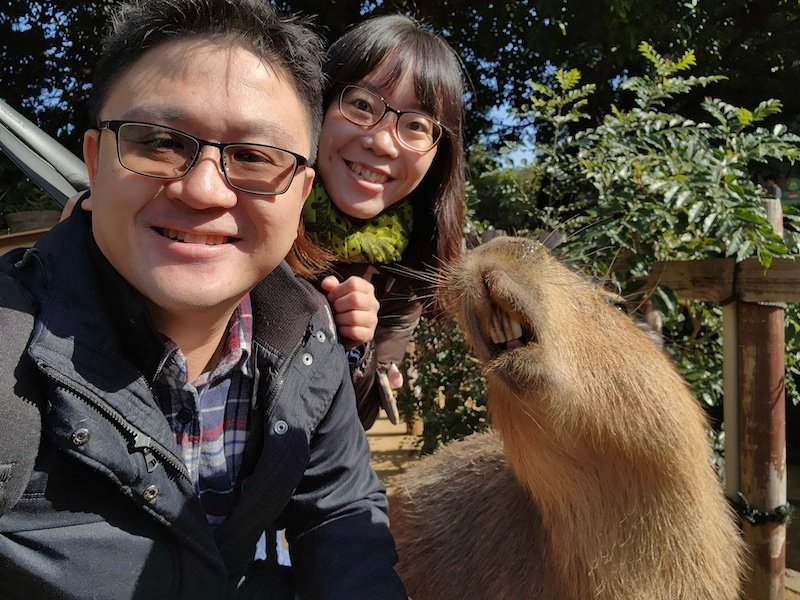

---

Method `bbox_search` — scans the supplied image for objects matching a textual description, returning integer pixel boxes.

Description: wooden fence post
[739,198,788,600]
[723,302,739,497]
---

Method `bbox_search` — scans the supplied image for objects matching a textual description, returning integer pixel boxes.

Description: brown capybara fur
[389,236,744,600]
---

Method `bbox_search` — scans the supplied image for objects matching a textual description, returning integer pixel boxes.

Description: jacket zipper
[261,325,312,421]
[38,363,191,482]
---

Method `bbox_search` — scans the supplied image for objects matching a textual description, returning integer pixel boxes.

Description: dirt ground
[366,413,419,494]
[367,414,800,598]
[787,569,800,600]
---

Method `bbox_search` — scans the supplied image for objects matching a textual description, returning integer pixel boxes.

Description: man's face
[83,39,314,323]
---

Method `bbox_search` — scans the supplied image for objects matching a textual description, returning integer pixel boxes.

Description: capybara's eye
[602,291,629,314]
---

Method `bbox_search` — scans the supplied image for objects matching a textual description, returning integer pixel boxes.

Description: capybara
[389,236,743,600]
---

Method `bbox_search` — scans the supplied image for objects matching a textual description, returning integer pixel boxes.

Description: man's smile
[155,227,232,245]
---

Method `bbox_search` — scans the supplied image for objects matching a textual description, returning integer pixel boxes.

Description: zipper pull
[132,430,159,473]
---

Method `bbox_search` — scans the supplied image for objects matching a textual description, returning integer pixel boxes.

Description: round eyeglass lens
[339,86,441,151]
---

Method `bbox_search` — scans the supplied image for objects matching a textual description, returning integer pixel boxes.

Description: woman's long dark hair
[323,14,466,275]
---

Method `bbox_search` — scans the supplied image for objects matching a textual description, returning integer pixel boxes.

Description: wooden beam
[0,228,49,256]
[644,258,735,302]
[645,257,800,304]
[737,257,800,303]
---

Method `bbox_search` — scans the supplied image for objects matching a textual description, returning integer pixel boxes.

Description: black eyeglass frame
[337,85,444,152]
[97,120,309,196]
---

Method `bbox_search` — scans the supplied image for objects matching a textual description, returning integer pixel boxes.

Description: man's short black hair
[88,0,324,161]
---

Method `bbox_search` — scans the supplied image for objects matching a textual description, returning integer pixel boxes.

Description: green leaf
[673,50,697,71]
[736,108,753,126]
[687,201,704,223]
[555,68,582,92]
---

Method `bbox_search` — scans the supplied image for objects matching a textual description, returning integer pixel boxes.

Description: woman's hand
[320,275,379,350]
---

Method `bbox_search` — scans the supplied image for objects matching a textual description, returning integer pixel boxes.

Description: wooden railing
[0,228,50,256]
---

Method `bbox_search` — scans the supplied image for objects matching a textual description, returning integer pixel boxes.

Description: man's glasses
[337,85,443,152]
[97,120,308,196]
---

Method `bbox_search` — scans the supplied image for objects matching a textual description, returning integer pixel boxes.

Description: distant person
[0,0,407,598]
[764,174,782,200]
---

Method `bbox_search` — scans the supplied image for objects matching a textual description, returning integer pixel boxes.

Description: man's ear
[300,167,315,201]
[82,129,101,187]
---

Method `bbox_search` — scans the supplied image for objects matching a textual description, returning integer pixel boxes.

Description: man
[0,0,407,598]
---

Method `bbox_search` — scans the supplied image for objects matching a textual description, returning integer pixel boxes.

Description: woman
[304,14,466,428]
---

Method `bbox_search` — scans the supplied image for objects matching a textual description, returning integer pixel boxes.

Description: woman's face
[316,65,438,220]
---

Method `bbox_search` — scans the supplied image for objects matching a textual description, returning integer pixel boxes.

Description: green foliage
[527,55,799,262]
[530,46,799,410]
[524,46,800,408]
[6,0,800,164]
[661,297,726,408]
[621,43,723,111]
[526,68,596,135]
[396,317,488,454]
[466,144,543,234]
[1,1,114,153]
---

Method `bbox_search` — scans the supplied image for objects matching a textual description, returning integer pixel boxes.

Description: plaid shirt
[154,296,255,526]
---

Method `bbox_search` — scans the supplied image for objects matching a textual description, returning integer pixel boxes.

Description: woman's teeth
[161,228,228,245]
[348,162,389,184]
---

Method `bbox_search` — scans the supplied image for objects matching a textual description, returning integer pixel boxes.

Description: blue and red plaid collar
[156,295,254,389]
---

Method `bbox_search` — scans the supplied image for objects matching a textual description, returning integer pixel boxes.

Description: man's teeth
[348,162,389,184]
[489,311,523,344]
[163,228,227,245]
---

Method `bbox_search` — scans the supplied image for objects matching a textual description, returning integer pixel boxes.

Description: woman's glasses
[98,120,308,195]
[337,85,443,152]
